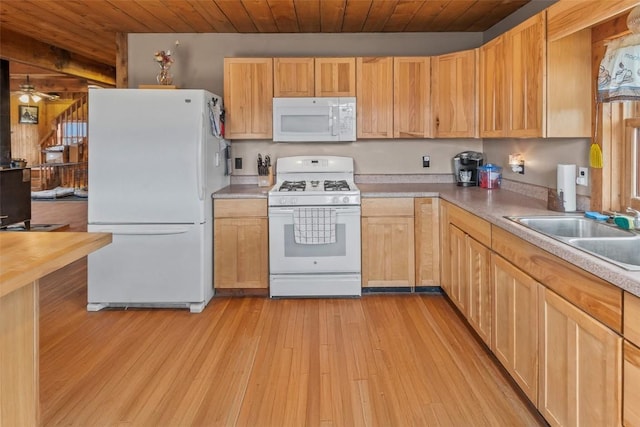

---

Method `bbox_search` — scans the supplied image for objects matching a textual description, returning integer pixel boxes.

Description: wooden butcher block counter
[0,232,111,426]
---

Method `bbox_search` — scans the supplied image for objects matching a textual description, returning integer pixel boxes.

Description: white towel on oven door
[293,207,337,244]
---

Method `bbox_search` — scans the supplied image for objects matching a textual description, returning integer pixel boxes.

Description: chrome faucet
[627,207,640,229]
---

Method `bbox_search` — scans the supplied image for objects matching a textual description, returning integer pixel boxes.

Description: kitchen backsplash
[229,139,481,176]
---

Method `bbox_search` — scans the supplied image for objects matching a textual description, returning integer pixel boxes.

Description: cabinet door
[480,36,506,138]
[432,49,478,138]
[223,58,273,139]
[315,57,356,97]
[448,224,467,312]
[393,57,431,138]
[273,57,314,97]
[539,287,622,427]
[506,13,545,138]
[214,217,268,289]
[546,29,592,138]
[439,201,451,293]
[357,57,393,138]
[414,198,440,287]
[625,341,640,427]
[491,253,539,404]
[467,236,491,346]
[362,216,415,288]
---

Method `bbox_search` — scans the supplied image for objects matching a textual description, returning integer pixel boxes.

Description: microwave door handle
[331,105,338,136]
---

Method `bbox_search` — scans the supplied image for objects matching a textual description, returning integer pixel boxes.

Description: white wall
[128,32,485,176]
[483,138,591,196]
[229,139,482,176]
[128,32,482,94]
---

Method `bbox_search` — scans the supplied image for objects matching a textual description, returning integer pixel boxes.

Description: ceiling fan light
[19,94,29,103]
[31,94,42,103]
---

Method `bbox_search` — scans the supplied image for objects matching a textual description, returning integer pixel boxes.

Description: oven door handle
[269,207,361,216]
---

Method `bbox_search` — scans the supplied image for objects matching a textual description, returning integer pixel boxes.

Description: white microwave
[273,97,356,142]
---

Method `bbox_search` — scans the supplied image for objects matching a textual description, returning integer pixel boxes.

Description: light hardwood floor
[33,201,545,426]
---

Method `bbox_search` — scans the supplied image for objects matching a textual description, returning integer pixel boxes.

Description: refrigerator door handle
[112,229,190,236]
[196,113,205,201]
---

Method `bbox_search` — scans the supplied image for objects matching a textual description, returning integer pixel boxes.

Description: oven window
[281,115,330,133]
[283,224,346,257]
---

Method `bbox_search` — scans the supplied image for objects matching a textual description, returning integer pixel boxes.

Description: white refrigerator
[87,89,229,313]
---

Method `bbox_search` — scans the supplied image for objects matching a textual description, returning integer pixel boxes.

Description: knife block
[258,166,274,187]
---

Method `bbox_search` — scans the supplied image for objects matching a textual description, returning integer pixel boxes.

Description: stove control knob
[291,197,297,205]
[332,196,339,204]
[280,197,287,205]
[342,196,350,204]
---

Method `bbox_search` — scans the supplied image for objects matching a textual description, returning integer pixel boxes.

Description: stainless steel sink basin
[511,216,633,238]
[569,237,640,271]
[507,215,640,271]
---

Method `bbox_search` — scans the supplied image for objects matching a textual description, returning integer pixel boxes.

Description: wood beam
[9,77,89,93]
[0,28,115,86]
[547,0,638,41]
[115,32,128,88]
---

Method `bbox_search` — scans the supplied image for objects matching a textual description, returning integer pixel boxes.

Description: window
[60,121,87,145]
[626,118,640,210]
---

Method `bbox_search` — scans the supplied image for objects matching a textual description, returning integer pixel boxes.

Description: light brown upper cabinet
[480,36,507,138]
[480,11,591,138]
[507,13,545,138]
[314,57,356,97]
[393,57,431,138]
[356,57,394,138]
[546,28,591,138]
[273,58,315,97]
[223,58,273,140]
[432,49,479,138]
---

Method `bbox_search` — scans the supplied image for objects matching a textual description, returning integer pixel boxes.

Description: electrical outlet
[422,155,430,168]
[577,166,588,186]
[234,157,243,169]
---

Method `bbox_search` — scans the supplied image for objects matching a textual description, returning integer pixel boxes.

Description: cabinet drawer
[625,292,640,347]
[362,198,414,217]
[447,202,491,246]
[214,199,267,218]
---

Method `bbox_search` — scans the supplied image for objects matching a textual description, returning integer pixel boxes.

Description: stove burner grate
[279,180,306,192]
[324,180,350,191]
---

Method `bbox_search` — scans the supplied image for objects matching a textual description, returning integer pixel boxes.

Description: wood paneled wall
[10,95,74,166]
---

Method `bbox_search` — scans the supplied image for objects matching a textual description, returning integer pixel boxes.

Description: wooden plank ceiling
[1,0,531,67]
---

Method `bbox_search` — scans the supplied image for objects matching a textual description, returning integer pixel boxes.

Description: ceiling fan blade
[35,91,59,100]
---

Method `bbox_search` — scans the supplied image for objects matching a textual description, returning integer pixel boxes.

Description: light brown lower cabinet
[466,236,491,345]
[361,198,415,288]
[213,199,269,289]
[625,341,640,426]
[439,200,491,345]
[626,292,640,427]
[414,198,440,287]
[491,253,539,405]
[539,286,622,427]
[448,224,467,312]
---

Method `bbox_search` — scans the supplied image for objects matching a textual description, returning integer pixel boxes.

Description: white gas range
[268,156,361,298]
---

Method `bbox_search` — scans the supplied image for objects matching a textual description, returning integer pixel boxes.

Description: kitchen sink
[569,237,640,271]
[511,216,633,238]
[507,215,640,271]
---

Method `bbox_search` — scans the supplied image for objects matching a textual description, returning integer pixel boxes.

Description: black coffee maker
[453,151,484,187]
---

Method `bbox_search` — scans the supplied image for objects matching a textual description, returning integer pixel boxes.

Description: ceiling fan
[13,75,59,103]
